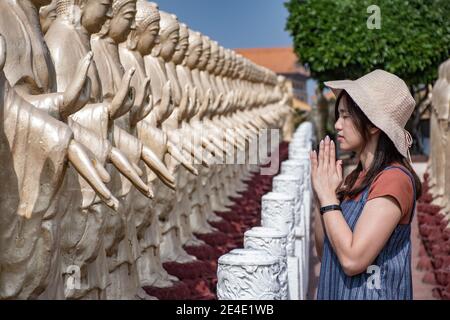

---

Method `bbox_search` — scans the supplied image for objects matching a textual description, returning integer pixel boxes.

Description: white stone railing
[217,121,316,300]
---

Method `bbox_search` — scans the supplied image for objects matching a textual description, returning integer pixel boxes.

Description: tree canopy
[285,0,450,89]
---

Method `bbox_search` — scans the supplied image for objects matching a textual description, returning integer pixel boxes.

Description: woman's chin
[338,143,351,151]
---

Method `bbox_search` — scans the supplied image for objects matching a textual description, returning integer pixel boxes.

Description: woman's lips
[337,136,344,141]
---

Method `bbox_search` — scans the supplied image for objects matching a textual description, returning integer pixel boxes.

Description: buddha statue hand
[250,92,257,107]
[199,89,212,118]
[178,84,189,118]
[221,91,233,112]
[167,140,198,176]
[159,80,172,112]
[109,68,136,120]
[67,140,119,212]
[257,92,266,106]
[187,86,197,118]
[60,52,93,120]
[108,146,154,198]
[168,129,210,168]
[212,92,224,112]
[130,77,152,127]
[140,144,177,190]
[280,93,289,106]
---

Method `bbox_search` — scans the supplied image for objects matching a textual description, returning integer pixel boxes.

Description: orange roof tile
[235,47,309,76]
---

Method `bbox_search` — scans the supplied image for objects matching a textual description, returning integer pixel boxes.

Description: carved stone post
[217,248,281,300]
[244,226,288,300]
[272,174,305,299]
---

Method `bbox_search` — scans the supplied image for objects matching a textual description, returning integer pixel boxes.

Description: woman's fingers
[329,139,336,174]
[336,160,343,181]
[318,139,324,172]
[323,136,330,173]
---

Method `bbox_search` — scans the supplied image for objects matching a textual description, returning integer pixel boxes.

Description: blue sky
[154,0,293,49]
[154,0,317,104]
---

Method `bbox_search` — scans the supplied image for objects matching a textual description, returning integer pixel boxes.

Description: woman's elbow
[341,258,367,277]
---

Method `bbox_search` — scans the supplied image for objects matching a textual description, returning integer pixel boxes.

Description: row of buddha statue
[0,0,293,299]
[428,59,450,214]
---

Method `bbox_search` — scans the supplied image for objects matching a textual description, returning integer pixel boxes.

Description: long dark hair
[334,91,422,202]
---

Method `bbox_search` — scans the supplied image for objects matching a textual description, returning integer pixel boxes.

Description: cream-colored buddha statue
[431,60,450,208]
[195,40,231,215]
[0,0,134,300]
[118,0,182,288]
[184,35,223,236]
[165,23,210,250]
[144,10,198,264]
[0,0,95,121]
[176,30,202,123]
[174,28,212,247]
[0,34,118,299]
[45,0,158,299]
[90,0,152,300]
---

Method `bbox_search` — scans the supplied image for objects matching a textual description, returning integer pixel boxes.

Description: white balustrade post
[261,192,298,299]
[217,248,281,300]
[244,227,288,300]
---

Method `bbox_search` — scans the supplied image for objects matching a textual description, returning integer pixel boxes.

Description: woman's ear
[369,126,380,136]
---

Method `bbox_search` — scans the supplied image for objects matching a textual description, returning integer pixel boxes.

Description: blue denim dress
[317,165,416,300]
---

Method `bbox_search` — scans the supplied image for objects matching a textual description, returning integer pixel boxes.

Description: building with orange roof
[235,47,309,103]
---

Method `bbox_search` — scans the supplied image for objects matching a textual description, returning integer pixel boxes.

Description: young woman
[310,69,423,300]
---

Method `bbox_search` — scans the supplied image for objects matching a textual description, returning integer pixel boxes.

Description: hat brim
[324,80,410,159]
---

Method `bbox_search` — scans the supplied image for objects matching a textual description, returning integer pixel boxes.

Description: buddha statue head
[221,48,232,77]
[231,53,240,80]
[32,0,53,8]
[98,0,136,44]
[226,50,235,78]
[206,40,219,73]
[126,1,160,56]
[236,55,246,80]
[183,30,202,69]
[172,23,189,65]
[212,46,225,76]
[153,11,179,62]
[230,51,239,79]
[56,0,112,35]
[40,0,58,34]
[196,35,210,70]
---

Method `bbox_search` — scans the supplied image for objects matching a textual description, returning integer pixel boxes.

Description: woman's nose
[335,118,342,131]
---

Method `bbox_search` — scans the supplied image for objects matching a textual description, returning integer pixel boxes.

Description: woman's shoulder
[370,162,414,194]
[373,162,413,182]
[368,162,415,223]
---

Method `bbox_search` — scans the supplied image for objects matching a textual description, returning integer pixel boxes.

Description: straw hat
[324,69,416,162]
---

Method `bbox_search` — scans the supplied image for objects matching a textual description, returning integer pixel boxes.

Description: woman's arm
[314,202,325,262]
[320,195,402,276]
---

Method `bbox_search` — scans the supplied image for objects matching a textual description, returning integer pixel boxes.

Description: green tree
[285,0,450,154]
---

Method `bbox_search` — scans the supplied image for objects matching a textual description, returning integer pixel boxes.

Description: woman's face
[334,95,364,153]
